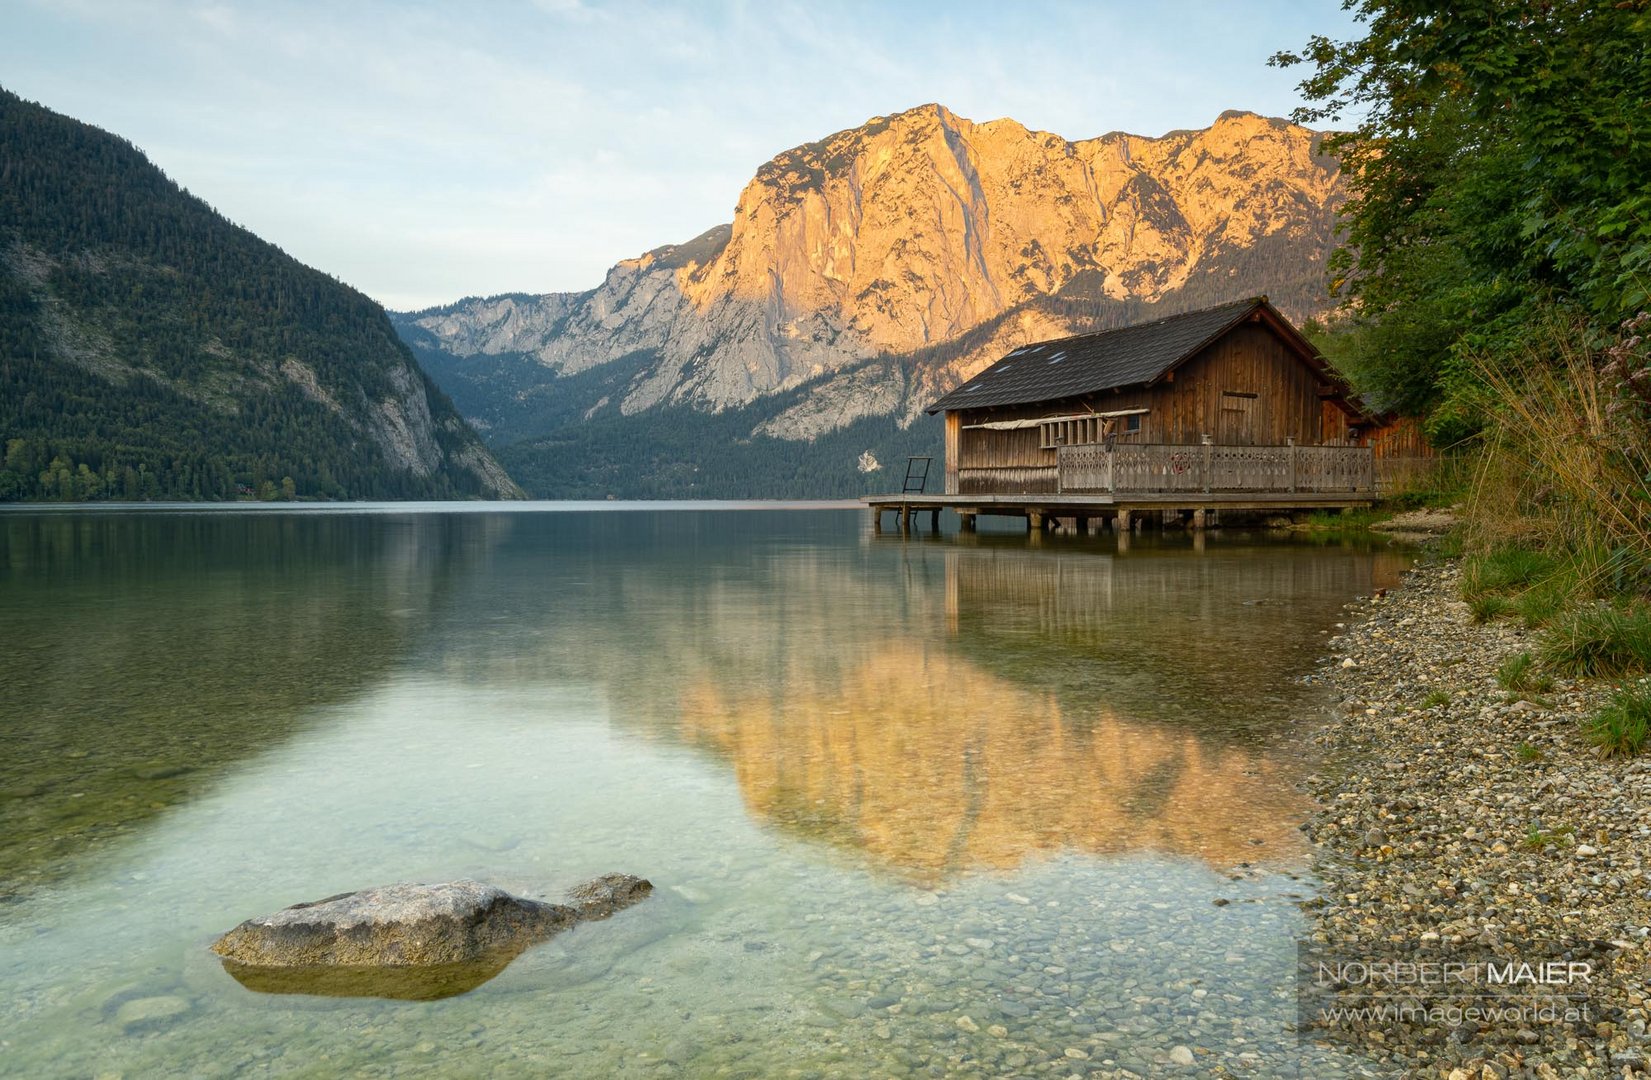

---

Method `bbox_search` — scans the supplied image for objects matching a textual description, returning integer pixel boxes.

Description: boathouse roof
[926,296,1343,414]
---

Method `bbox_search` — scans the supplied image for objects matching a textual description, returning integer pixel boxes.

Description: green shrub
[1516,742,1543,763]
[1585,684,1651,758]
[1421,688,1452,708]
[1539,605,1651,676]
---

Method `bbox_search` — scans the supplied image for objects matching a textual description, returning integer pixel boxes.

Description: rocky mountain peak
[398,103,1344,454]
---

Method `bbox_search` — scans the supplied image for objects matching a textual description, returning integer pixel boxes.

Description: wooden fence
[1056,443,1374,494]
[1375,455,1436,493]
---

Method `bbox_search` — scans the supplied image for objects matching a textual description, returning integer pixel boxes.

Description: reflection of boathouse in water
[673,542,1413,885]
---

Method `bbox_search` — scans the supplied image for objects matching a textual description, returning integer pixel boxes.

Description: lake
[0,504,1408,1077]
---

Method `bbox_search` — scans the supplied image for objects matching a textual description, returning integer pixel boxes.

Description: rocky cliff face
[402,106,1339,442]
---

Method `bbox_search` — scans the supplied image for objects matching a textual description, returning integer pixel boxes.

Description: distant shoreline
[0,499,868,513]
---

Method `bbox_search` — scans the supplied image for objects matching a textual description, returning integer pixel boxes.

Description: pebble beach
[1307,558,1651,1078]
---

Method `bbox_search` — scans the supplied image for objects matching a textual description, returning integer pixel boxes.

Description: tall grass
[1467,315,1651,587]
[1451,315,1651,756]
[1455,315,1651,649]
[1461,546,1568,625]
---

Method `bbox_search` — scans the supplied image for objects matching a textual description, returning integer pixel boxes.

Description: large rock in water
[211,875,650,1000]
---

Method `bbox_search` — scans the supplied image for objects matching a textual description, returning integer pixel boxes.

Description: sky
[2,0,1364,311]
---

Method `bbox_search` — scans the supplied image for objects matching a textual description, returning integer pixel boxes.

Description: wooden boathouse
[868,297,1381,533]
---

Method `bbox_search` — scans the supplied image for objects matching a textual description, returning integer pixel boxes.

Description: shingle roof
[926,297,1273,413]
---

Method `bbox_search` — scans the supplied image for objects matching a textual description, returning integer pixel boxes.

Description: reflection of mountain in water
[676,646,1312,884]
[0,511,509,898]
[469,525,1411,881]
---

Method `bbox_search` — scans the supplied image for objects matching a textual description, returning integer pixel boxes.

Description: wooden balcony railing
[1056,442,1374,494]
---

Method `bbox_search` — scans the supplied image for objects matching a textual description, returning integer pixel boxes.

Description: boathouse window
[1038,416,1105,448]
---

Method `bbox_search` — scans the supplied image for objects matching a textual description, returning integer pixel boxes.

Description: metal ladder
[902,456,932,494]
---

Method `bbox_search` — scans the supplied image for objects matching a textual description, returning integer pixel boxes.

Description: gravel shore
[1307,558,1651,1079]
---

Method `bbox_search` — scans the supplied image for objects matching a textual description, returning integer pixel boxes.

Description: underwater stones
[212,875,651,999]
[114,994,192,1034]
[132,764,194,781]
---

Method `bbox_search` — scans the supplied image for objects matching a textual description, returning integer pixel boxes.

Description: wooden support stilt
[862,490,1375,538]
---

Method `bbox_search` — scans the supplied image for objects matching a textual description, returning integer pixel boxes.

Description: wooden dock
[863,490,1375,534]
[865,443,1380,534]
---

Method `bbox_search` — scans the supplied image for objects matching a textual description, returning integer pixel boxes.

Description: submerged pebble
[114,995,191,1034]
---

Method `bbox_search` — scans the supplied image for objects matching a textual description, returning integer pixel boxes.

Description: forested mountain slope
[0,89,520,501]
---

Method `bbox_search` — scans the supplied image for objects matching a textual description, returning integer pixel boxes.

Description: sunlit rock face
[403,107,1341,436]
[688,107,1336,351]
